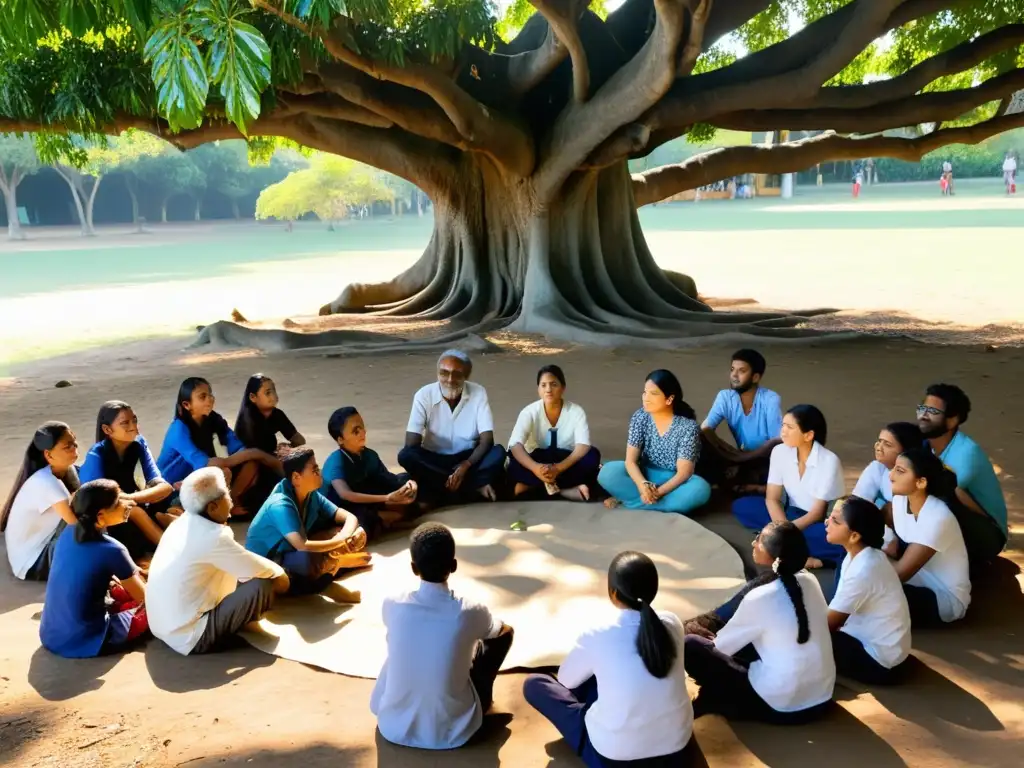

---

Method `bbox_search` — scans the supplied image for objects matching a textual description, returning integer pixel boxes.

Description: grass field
[1,177,1021,371]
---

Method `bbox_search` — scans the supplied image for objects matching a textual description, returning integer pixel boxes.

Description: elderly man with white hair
[146,467,289,655]
[398,349,505,508]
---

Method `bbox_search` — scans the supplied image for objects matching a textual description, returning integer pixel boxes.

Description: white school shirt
[892,495,971,622]
[557,609,692,762]
[508,399,590,453]
[146,513,284,655]
[715,572,836,712]
[4,467,70,579]
[407,382,495,455]
[767,442,845,512]
[830,548,911,668]
[371,581,503,750]
[1003,157,1016,173]
[852,461,892,505]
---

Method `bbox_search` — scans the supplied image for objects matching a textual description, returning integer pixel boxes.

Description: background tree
[135,150,207,222]
[1,1,1023,348]
[46,136,113,236]
[0,134,40,240]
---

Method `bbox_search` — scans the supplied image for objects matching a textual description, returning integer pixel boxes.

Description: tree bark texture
[1,170,24,240]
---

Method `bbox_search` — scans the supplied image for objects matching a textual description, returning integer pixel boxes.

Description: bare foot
[603,497,621,509]
[478,484,498,502]
[560,485,591,502]
[322,583,362,604]
[513,483,531,498]
[332,552,373,569]
[805,557,824,569]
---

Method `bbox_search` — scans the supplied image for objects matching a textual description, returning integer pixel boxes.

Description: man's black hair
[732,348,767,378]
[926,383,971,425]
[410,522,456,583]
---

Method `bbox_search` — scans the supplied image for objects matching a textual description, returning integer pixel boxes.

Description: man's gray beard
[441,384,464,400]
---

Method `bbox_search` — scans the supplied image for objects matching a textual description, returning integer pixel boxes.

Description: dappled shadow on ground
[0,708,53,764]
[374,714,513,767]
[27,646,123,701]
[185,743,372,767]
[143,640,275,694]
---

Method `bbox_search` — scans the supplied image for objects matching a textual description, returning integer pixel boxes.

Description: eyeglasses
[916,405,945,417]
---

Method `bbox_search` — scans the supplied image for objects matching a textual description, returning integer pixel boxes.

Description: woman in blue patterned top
[598,370,711,515]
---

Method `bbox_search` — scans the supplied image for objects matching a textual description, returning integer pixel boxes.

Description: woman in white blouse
[2,422,81,580]
[824,496,912,684]
[684,521,835,724]
[885,448,971,626]
[852,421,921,514]
[732,404,845,568]
[507,365,600,502]
[523,551,702,767]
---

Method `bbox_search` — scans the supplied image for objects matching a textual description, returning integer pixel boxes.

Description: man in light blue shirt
[700,349,783,492]
[918,383,1007,566]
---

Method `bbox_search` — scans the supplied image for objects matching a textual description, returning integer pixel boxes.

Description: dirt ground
[1,335,1021,767]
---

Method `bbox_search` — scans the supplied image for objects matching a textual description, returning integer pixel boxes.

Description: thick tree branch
[531,0,591,102]
[276,92,395,128]
[507,20,569,94]
[702,0,772,46]
[632,112,1024,207]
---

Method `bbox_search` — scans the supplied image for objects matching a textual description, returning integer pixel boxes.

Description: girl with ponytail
[523,551,702,767]
[39,480,150,658]
[2,422,81,580]
[684,521,836,724]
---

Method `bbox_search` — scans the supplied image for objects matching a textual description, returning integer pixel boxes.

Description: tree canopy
[255,154,392,223]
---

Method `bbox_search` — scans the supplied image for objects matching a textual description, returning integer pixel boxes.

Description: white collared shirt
[371,581,502,750]
[853,460,893,505]
[4,467,70,579]
[767,442,845,512]
[508,399,590,453]
[557,609,692,762]
[407,381,495,455]
[715,572,835,712]
[147,513,284,655]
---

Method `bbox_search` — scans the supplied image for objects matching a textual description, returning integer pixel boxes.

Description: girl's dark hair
[608,551,678,679]
[836,495,885,549]
[787,404,829,447]
[884,421,922,454]
[73,479,122,543]
[1,422,81,532]
[174,377,229,457]
[645,370,696,420]
[537,364,566,387]
[235,373,273,449]
[898,447,958,504]
[760,521,812,644]
[328,406,360,441]
[96,400,132,444]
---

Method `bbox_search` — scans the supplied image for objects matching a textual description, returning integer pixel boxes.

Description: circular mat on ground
[240,501,745,678]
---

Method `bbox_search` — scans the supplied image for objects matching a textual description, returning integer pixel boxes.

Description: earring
[772,558,781,573]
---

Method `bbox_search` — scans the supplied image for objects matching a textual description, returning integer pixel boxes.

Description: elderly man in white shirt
[398,350,505,507]
[147,467,290,655]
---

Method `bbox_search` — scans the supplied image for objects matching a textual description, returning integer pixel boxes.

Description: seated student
[507,364,601,502]
[733,405,845,568]
[885,448,971,627]
[157,377,282,517]
[523,551,701,768]
[235,373,306,458]
[246,448,369,594]
[147,468,291,656]
[39,480,149,658]
[917,383,1007,566]
[79,401,176,559]
[398,350,506,507]
[371,522,514,750]
[598,370,711,515]
[684,521,835,724]
[2,422,81,581]
[824,496,911,685]
[852,421,922,515]
[699,349,783,492]
[321,407,418,539]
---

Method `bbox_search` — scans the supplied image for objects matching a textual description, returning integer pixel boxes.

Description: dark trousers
[903,584,944,627]
[523,674,701,768]
[506,447,602,493]
[684,635,831,724]
[469,629,514,711]
[278,550,337,595]
[732,497,845,565]
[831,630,906,685]
[697,435,771,489]
[398,444,506,505]
[948,499,1007,568]
[190,579,276,654]
[340,472,411,538]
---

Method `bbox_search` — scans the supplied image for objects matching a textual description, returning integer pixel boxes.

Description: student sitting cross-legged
[371,522,514,750]
[824,496,912,685]
[245,448,370,595]
[523,551,703,768]
[39,480,149,658]
[684,521,835,724]
[147,468,290,656]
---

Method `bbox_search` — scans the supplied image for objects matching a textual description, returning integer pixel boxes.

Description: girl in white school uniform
[825,496,912,684]
[885,448,971,627]
[852,422,922,513]
[684,521,835,724]
[523,552,703,767]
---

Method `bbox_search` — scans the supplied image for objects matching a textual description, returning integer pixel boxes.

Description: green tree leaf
[144,14,210,131]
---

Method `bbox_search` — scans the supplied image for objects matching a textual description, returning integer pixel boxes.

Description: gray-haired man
[398,350,505,507]
[146,467,290,655]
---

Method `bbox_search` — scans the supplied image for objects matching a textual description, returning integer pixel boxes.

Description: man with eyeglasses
[917,383,1007,566]
[399,350,506,508]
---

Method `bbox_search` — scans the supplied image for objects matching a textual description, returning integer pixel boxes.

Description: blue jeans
[597,463,711,515]
[731,496,844,564]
